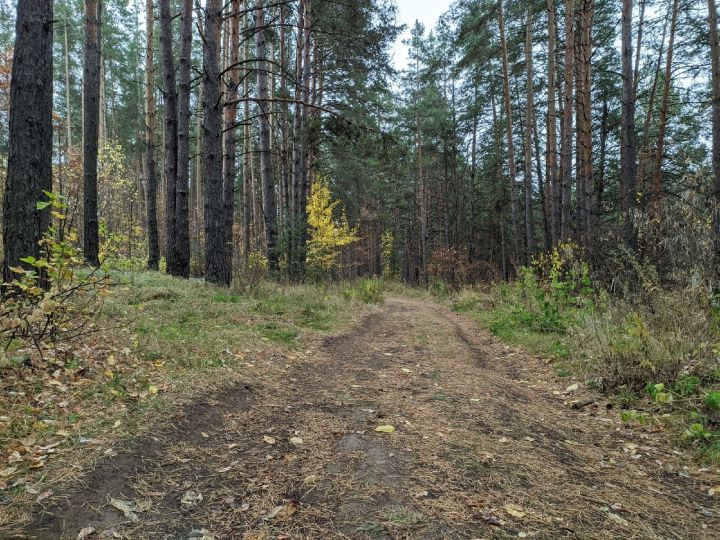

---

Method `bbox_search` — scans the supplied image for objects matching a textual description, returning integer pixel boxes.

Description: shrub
[232,250,268,291]
[342,278,384,304]
[1,193,110,360]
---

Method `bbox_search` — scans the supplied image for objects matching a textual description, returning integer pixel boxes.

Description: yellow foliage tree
[306,176,359,273]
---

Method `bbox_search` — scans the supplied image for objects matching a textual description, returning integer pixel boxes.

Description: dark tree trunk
[146,0,159,270]
[651,0,679,220]
[203,0,229,285]
[524,9,535,260]
[223,0,240,272]
[2,0,54,285]
[290,0,307,278]
[709,0,720,286]
[620,0,637,249]
[256,0,278,273]
[159,0,178,275]
[560,0,575,241]
[498,0,521,264]
[242,5,252,263]
[83,0,101,267]
[576,0,594,245]
[547,0,560,246]
[175,0,192,277]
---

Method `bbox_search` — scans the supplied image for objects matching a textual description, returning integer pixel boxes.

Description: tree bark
[524,10,535,261]
[709,0,720,286]
[256,0,279,273]
[498,0,521,263]
[651,0,679,220]
[242,4,252,262]
[560,0,575,241]
[159,0,178,275]
[290,0,307,278]
[2,0,54,285]
[547,0,560,246]
[620,0,637,249]
[146,0,159,270]
[203,0,229,285]
[175,0,192,277]
[223,0,240,272]
[576,0,594,245]
[83,0,101,267]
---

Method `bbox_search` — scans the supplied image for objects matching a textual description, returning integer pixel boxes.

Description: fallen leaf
[0,467,17,478]
[263,435,276,445]
[36,490,53,503]
[289,437,303,446]
[481,512,505,526]
[504,503,526,518]
[181,490,203,509]
[147,385,158,395]
[375,425,395,433]
[607,512,629,527]
[565,383,579,393]
[77,527,96,539]
[109,498,139,522]
[709,485,720,497]
[413,490,429,499]
[401,368,411,373]
[266,500,299,520]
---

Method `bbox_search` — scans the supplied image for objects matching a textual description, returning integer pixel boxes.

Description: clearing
[9,296,720,539]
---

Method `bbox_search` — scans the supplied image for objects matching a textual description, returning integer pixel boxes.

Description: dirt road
[19,297,720,539]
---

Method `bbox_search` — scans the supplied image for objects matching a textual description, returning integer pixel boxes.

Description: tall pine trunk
[498,0,521,264]
[242,4,252,262]
[560,0,575,241]
[576,0,594,245]
[223,0,240,273]
[620,0,637,249]
[145,0,159,270]
[547,0,560,246]
[2,0,54,284]
[203,0,229,285]
[175,0,193,277]
[524,10,535,260]
[256,0,279,273]
[83,0,101,267]
[709,0,720,285]
[159,0,178,275]
[651,0,679,220]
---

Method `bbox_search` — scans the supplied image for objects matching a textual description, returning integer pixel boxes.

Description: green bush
[342,278,384,304]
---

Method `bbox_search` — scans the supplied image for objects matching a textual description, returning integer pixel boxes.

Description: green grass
[104,271,362,369]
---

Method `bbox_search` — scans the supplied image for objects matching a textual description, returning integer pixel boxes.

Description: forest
[1,0,720,538]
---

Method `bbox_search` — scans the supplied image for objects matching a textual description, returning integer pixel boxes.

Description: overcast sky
[392,0,451,70]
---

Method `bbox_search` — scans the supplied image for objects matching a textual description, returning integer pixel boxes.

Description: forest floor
[5,289,720,539]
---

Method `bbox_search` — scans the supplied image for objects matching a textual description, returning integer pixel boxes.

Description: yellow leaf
[289,436,304,446]
[504,504,526,518]
[264,435,276,445]
[103,369,114,380]
[375,425,395,433]
[0,466,17,477]
[147,385,158,395]
[32,421,48,431]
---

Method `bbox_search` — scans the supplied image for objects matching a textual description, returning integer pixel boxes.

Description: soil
[11,297,720,539]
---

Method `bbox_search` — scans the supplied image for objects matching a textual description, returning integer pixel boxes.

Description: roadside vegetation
[448,242,720,465]
[0,254,385,512]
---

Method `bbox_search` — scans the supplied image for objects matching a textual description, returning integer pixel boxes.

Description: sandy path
[18,297,720,539]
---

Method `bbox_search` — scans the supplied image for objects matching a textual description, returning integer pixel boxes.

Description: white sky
[392,0,451,70]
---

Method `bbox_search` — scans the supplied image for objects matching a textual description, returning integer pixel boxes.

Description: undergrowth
[449,243,720,464]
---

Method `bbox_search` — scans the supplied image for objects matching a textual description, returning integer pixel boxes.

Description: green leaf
[18,256,36,265]
[706,392,720,410]
[36,201,51,210]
